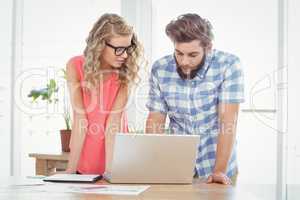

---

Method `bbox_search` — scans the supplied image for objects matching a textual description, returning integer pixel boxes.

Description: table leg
[35,159,47,175]
[47,160,57,175]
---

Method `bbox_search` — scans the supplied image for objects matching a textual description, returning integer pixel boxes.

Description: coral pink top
[69,55,128,174]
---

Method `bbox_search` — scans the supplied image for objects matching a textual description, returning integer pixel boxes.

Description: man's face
[174,40,205,74]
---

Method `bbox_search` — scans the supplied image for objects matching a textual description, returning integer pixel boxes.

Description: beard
[175,54,206,80]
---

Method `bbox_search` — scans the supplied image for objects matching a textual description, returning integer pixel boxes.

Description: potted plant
[28,71,72,152]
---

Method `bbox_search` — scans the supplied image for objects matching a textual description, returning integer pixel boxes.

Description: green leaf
[49,79,56,89]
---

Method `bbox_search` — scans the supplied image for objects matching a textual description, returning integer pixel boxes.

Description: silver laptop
[103,133,200,184]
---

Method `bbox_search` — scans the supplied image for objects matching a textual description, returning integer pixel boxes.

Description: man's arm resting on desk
[145,112,167,134]
[207,103,239,185]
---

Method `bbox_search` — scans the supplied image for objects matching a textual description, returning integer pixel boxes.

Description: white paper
[0,179,45,193]
[4,182,150,196]
[1,178,45,187]
[68,184,150,195]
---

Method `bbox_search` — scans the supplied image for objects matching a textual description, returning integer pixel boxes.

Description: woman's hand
[48,168,76,176]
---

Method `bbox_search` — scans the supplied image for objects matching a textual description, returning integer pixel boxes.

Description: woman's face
[100,34,133,70]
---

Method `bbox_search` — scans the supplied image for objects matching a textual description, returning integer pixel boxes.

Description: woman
[65,13,143,174]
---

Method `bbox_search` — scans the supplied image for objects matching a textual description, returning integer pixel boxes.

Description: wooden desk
[0,177,291,200]
[29,153,69,176]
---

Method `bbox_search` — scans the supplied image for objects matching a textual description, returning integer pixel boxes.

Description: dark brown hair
[165,13,214,48]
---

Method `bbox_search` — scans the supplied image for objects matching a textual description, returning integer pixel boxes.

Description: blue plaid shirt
[146,49,244,178]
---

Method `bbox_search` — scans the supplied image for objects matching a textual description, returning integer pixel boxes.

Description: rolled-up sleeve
[218,58,245,103]
[146,65,168,113]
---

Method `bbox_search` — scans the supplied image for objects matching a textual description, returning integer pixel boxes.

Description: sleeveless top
[69,55,128,174]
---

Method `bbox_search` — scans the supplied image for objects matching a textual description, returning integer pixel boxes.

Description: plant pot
[60,129,71,152]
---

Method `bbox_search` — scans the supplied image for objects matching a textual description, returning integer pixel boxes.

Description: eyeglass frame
[105,41,136,56]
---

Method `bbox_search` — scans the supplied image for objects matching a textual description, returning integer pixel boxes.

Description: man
[145,13,244,185]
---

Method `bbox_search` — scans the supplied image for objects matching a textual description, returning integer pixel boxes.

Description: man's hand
[145,112,166,134]
[206,171,232,185]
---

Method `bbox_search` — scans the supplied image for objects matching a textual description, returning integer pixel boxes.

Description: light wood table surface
[2,176,297,200]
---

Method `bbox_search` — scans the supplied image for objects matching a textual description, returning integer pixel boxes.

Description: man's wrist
[213,166,227,174]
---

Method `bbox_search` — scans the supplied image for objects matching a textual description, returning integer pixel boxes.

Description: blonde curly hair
[83,13,143,87]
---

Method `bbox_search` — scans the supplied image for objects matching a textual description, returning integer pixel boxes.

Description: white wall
[287,0,300,186]
[121,0,153,132]
[0,0,13,177]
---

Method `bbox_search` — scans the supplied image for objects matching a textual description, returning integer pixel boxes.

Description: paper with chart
[65,184,150,195]
[1,182,150,196]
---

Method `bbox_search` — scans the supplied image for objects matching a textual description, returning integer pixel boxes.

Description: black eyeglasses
[105,42,136,56]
